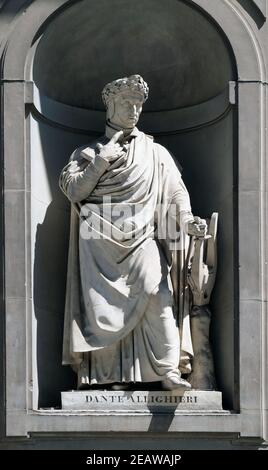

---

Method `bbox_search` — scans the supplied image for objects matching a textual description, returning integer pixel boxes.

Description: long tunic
[59,128,194,381]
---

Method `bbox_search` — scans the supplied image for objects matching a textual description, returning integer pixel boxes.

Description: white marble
[59,75,208,391]
[62,390,223,412]
[187,213,218,389]
[2,0,268,445]
[188,213,218,306]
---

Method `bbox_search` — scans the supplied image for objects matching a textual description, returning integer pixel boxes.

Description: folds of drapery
[59,131,194,369]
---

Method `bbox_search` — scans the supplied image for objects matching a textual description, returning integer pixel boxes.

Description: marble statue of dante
[59,75,207,391]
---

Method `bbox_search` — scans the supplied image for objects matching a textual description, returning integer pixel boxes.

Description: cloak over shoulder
[59,130,193,365]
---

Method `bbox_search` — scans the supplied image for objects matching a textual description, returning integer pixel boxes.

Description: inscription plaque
[61,390,222,412]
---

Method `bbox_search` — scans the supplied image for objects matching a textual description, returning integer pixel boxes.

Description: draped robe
[59,128,194,384]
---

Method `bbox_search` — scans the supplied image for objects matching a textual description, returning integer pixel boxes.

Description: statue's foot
[162,371,192,391]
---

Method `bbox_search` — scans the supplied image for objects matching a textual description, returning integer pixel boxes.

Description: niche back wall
[30,0,237,408]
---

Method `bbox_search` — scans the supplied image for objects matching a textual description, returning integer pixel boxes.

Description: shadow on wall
[32,105,237,410]
[34,204,76,408]
[30,0,237,409]
[32,123,94,408]
[157,110,237,410]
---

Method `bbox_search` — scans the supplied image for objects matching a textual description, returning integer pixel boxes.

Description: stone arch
[28,0,238,410]
[1,0,267,440]
[0,0,264,81]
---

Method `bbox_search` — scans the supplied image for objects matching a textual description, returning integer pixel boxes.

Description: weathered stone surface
[62,390,222,412]
[60,75,209,391]
[1,0,267,446]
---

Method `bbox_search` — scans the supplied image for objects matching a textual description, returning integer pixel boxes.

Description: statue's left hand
[187,213,218,306]
[187,216,207,237]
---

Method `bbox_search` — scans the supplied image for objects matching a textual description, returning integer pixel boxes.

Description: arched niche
[1,0,267,440]
[32,0,234,110]
[29,0,237,410]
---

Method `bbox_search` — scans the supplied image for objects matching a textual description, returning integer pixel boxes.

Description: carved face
[108,91,143,129]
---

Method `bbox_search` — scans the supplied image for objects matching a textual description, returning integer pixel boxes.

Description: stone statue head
[102,75,149,130]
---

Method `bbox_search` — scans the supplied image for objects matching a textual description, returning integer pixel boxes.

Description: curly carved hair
[102,75,149,108]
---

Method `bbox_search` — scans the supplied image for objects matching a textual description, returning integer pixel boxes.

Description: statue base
[61,390,222,412]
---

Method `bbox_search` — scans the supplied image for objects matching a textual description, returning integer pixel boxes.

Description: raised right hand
[96,130,124,162]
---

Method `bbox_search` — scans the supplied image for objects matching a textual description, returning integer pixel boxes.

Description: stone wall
[0,0,267,449]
